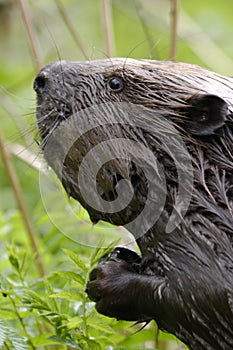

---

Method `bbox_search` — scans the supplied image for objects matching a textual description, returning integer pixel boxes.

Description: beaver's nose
[33,72,49,93]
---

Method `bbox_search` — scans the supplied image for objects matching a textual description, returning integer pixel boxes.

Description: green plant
[0,210,170,349]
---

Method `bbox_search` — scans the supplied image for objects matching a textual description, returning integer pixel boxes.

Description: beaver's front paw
[86,247,154,321]
[86,260,138,320]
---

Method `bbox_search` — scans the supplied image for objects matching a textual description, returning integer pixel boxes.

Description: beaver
[34,58,233,350]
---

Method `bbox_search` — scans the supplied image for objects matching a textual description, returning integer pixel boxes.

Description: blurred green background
[0,1,232,349]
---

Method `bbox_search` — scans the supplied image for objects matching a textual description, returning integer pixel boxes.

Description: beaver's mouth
[54,124,150,227]
[62,157,149,226]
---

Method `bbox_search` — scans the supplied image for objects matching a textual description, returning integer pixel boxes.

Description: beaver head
[34,58,232,239]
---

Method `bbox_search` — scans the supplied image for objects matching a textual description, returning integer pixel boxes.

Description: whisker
[37,108,57,124]
[39,118,61,149]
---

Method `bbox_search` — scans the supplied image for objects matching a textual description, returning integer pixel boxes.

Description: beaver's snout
[34,63,59,94]
[33,61,68,95]
[34,72,48,93]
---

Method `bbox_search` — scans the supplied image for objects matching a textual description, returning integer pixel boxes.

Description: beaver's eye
[108,77,124,92]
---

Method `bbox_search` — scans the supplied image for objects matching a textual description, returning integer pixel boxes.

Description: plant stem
[0,133,45,277]
[101,0,115,57]
[16,0,43,71]
[55,0,89,59]
[135,0,159,59]
[8,294,36,349]
[4,342,10,350]
[169,0,179,61]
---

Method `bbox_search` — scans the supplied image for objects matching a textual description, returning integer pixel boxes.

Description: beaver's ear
[186,94,228,136]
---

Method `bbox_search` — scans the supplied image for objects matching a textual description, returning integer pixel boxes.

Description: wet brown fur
[34,58,233,349]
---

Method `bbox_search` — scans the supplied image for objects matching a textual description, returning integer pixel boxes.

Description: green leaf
[31,333,63,347]
[65,316,83,330]
[10,333,28,350]
[0,318,8,346]
[23,290,51,311]
[8,254,20,271]
[6,244,20,272]
[84,337,102,350]
[63,249,88,273]
[87,315,115,334]
[56,270,85,285]
[48,335,84,349]
[0,309,19,321]
[90,240,119,266]
[44,279,59,312]
[0,319,28,350]
[49,291,84,302]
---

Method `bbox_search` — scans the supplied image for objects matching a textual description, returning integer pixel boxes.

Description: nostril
[33,73,48,93]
